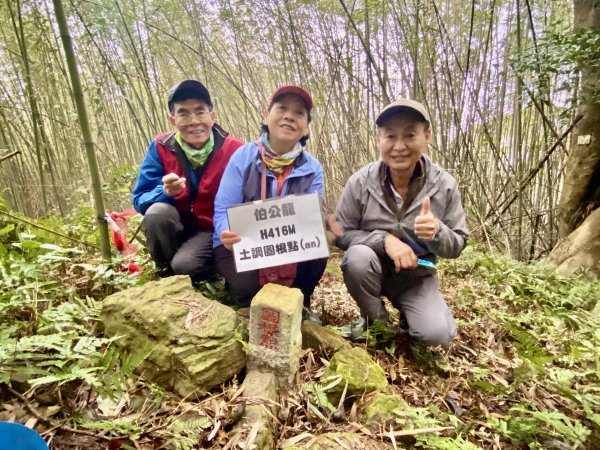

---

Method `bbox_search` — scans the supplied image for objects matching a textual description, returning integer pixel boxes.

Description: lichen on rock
[364,392,407,426]
[101,276,246,398]
[320,347,388,402]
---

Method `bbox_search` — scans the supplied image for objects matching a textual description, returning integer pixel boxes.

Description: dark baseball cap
[167,80,212,112]
[376,98,430,126]
[269,84,313,111]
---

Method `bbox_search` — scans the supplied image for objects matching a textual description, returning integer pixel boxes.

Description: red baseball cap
[269,84,313,111]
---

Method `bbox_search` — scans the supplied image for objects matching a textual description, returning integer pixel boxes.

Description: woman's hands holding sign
[221,230,241,251]
[222,210,343,252]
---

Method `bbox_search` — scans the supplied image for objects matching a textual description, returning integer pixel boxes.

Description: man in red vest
[132,80,243,281]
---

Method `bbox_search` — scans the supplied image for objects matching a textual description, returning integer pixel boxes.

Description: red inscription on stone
[260,308,280,349]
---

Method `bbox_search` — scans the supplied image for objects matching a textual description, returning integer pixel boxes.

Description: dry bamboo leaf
[363,365,370,383]
[321,374,343,391]
[337,380,349,410]
[388,424,398,450]
[222,430,242,450]
[490,373,509,386]
[479,402,489,417]
[305,436,318,447]
[383,426,454,438]
[333,436,351,449]
[279,431,313,447]
[349,401,358,422]
[207,419,221,441]
[239,422,260,450]
[351,422,373,436]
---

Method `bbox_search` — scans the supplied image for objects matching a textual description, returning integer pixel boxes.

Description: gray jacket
[335,156,468,261]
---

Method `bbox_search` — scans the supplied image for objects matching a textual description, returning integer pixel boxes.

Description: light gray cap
[376,99,430,126]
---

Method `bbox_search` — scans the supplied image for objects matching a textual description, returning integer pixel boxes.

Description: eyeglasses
[174,109,211,123]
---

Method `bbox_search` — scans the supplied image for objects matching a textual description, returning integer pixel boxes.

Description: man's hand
[221,230,241,251]
[325,211,343,244]
[414,197,439,240]
[384,234,418,272]
[162,173,186,197]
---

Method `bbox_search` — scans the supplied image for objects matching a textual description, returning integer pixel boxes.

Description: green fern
[416,434,484,449]
[303,382,337,413]
[78,419,142,439]
[393,405,440,430]
[94,343,154,398]
[169,416,211,432]
[492,406,592,447]
[163,416,210,450]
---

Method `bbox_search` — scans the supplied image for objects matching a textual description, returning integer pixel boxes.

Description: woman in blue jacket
[213,85,326,321]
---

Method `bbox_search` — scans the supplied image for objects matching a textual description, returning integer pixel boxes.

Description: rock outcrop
[282,432,384,450]
[364,392,407,426]
[320,347,388,403]
[301,321,352,353]
[101,276,246,398]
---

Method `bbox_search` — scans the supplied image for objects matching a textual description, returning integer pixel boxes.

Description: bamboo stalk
[52,0,111,262]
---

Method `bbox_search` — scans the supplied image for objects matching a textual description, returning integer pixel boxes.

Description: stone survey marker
[247,283,303,388]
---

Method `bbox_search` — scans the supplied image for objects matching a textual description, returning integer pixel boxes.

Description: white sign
[577,135,591,145]
[227,192,329,272]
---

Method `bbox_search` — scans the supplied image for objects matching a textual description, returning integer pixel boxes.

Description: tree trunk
[550,0,600,276]
[548,208,600,278]
[558,0,600,234]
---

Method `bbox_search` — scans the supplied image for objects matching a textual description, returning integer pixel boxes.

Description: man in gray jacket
[335,99,468,348]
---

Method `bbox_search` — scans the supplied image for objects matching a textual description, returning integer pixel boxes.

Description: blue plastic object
[0,422,49,450]
[417,258,437,270]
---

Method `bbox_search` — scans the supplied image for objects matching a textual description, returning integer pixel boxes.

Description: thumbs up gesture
[414,197,439,240]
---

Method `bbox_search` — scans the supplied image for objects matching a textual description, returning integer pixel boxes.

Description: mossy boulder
[101,276,246,398]
[320,347,388,401]
[364,393,407,426]
[301,321,351,353]
[282,432,383,449]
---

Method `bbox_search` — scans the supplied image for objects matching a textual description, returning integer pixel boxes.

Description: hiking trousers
[143,203,214,282]
[341,244,456,348]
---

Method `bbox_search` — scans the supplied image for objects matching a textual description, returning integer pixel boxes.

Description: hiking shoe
[303,307,322,325]
[336,317,369,342]
[155,266,174,278]
[399,314,409,334]
[339,316,392,342]
[349,316,368,342]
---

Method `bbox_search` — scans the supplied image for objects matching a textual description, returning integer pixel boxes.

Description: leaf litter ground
[2,245,599,449]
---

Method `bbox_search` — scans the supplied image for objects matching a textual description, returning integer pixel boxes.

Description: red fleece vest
[155,131,242,231]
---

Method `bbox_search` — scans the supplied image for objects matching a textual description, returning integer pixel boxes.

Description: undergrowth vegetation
[0,199,599,448]
[437,248,600,449]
